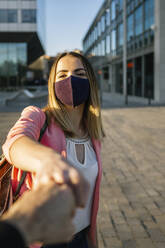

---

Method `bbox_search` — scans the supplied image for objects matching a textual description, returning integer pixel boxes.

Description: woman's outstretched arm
[2,106,89,207]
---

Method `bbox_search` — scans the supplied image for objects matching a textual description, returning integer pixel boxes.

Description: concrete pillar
[154,0,165,102]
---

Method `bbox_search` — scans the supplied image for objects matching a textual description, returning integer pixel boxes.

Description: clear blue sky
[45,0,104,56]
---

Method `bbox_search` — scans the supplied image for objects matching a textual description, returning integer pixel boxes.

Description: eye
[77,73,87,76]
[59,74,67,78]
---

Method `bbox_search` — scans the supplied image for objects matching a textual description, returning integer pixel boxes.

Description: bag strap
[38,112,48,142]
[14,112,48,198]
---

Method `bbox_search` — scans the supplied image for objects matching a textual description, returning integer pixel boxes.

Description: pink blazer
[2,106,102,247]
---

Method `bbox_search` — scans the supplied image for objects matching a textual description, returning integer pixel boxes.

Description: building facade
[0,0,45,88]
[83,0,165,103]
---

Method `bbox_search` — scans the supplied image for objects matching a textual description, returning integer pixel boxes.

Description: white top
[66,137,98,234]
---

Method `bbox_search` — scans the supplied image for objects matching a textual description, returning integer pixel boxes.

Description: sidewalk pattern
[98,107,165,248]
[1,107,165,248]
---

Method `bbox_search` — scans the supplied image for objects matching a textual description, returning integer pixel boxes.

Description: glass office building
[83,0,165,103]
[0,0,45,88]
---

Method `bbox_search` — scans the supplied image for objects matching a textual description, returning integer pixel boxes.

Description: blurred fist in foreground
[2,182,76,245]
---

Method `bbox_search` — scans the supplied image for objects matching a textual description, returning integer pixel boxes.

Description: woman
[2,51,105,248]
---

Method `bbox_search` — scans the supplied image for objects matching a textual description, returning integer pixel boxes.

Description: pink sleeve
[2,105,46,163]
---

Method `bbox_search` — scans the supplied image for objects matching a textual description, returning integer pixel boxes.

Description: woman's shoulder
[21,105,45,118]
[20,105,46,127]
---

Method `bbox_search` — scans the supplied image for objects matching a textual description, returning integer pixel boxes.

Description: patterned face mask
[55,75,90,107]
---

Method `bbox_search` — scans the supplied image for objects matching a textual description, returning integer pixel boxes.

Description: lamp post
[123,0,128,104]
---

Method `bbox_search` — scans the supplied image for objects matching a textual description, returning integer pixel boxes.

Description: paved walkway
[98,106,165,248]
[1,99,165,248]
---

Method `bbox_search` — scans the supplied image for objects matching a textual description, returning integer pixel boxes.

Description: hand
[2,182,76,245]
[34,150,89,207]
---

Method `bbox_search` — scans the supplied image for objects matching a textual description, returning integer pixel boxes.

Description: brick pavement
[98,107,165,248]
[1,106,165,248]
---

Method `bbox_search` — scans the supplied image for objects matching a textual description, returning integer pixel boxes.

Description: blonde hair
[43,51,105,141]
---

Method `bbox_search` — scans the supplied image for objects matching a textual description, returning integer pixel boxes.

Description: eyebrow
[56,68,86,75]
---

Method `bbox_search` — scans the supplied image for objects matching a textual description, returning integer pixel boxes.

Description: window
[98,42,101,56]
[118,0,123,10]
[118,23,123,46]
[106,35,110,54]
[92,32,94,45]
[135,5,143,36]
[0,11,7,23]
[101,39,105,55]
[130,1,134,12]
[111,29,116,52]
[92,30,95,44]
[101,15,105,33]
[92,46,96,56]
[96,44,99,56]
[89,33,92,47]
[99,21,102,36]
[22,9,36,23]
[144,0,154,30]
[0,44,8,76]
[0,43,27,88]
[135,0,140,8]
[8,44,17,76]
[105,8,110,26]
[86,37,88,49]
[127,14,134,41]
[0,9,17,23]
[8,10,18,23]
[111,0,116,21]
[97,21,101,37]
[95,26,98,40]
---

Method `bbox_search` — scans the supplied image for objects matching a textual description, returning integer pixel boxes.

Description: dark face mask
[55,75,90,107]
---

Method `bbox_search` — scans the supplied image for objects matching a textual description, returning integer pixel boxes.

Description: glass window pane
[97,21,99,36]
[118,0,123,10]
[17,43,27,65]
[94,26,97,40]
[0,10,7,23]
[8,43,17,76]
[8,10,18,23]
[118,23,123,46]
[0,44,8,76]
[101,15,105,32]
[0,43,27,88]
[135,5,143,36]
[0,10,17,23]
[106,35,110,54]
[22,9,36,23]
[98,42,101,56]
[112,30,116,52]
[127,14,134,41]
[144,0,154,30]
[101,39,105,55]
[111,0,116,21]
[99,21,101,36]
[106,8,110,26]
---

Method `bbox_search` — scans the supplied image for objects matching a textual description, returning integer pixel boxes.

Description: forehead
[56,55,84,71]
